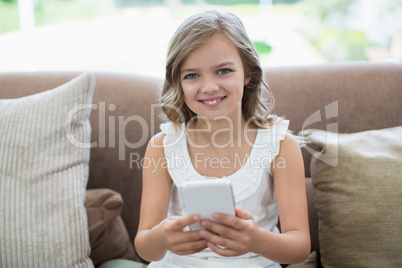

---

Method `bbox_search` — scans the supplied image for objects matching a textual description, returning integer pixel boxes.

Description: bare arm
[134,133,207,261]
[254,133,311,263]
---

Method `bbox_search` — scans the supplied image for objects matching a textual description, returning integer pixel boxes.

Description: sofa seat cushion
[300,126,402,267]
[0,73,95,267]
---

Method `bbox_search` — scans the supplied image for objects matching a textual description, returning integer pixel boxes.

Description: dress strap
[275,118,289,141]
[231,119,289,202]
[160,122,192,187]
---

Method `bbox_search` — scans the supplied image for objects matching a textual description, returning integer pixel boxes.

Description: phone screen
[181,179,235,230]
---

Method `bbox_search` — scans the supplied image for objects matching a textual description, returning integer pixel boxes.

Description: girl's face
[180,34,250,121]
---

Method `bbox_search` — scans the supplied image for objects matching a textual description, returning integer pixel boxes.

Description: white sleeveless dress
[148,119,289,268]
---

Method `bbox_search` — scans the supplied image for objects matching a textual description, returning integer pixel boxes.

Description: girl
[134,10,310,268]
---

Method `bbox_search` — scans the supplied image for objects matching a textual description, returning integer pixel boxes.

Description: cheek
[182,85,198,106]
[227,80,245,99]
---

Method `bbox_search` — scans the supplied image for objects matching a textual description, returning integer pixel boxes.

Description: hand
[156,214,208,255]
[198,208,261,257]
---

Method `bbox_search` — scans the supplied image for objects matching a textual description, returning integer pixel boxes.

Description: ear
[244,75,251,86]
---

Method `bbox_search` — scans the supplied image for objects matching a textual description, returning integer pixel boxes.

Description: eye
[218,69,231,75]
[184,73,198,79]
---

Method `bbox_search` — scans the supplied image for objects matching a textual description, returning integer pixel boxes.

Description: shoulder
[145,132,166,157]
[281,133,300,149]
[143,132,170,176]
[150,131,166,145]
[272,133,303,171]
[278,133,302,158]
[147,121,176,150]
[260,117,289,140]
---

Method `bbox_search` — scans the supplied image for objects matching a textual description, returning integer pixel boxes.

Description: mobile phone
[181,179,236,231]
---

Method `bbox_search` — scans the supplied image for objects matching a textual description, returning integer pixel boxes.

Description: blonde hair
[161,10,275,129]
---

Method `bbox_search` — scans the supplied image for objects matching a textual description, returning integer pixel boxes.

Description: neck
[187,114,254,148]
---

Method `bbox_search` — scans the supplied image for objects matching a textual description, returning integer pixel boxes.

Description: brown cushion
[85,189,136,266]
[300,126,402,267]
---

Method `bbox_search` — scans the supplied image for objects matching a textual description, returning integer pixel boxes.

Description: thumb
[235,208,253,220]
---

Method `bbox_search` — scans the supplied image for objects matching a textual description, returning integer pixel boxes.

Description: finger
[235,208,254,220]
[182,229,206,242]
[207,241,237,257]
[199,228,236,251]
[171,228,206,245]
[211,212,236,224]
[164,229,206,253]
[210,212,244,230]
[171,214,200,230]
[200,219,236,239]
[173,239,208,255]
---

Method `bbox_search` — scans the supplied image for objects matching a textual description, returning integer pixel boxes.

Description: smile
[199,96,226,107]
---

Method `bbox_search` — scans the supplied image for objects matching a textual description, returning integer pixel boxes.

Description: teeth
[206,99,218,105]
[204,97,223,105]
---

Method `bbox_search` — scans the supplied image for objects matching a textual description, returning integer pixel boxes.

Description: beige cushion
[0,73,95,267]
[85,189,136,266]
[300,126,402,267]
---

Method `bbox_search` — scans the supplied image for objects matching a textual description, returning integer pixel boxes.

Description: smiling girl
[134,10,310,268]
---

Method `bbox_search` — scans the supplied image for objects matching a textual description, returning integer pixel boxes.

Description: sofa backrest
[87,72,164,253]
[265,62,402,176]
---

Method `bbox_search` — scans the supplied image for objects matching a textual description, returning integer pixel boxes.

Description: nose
[200,76,219,94]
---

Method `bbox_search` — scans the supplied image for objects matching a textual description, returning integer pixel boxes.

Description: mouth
[199,96,226,107]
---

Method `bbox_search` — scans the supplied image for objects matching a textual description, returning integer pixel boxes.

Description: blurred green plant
[273,0,301,3]
[381,0,402,15]
[253,40,272,55]
[299,0,354,22]
[34,0,116,27]
[0,0,117,34]
[204,0,259,5]
[0,0,19,34]
[315,27,369,61]
[295,0,372,61]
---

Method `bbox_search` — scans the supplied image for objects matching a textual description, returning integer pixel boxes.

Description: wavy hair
[161,10,276,129]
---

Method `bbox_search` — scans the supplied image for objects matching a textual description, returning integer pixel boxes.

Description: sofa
[0,62,401,268]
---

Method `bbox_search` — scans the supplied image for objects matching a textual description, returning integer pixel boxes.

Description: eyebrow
[180,61,235,74]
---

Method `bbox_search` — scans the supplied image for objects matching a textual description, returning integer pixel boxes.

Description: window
[0,0,400,76]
